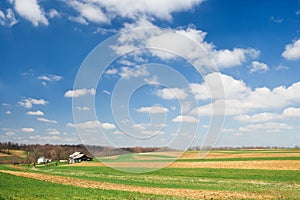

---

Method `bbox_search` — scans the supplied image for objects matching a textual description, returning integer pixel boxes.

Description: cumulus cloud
[67,120,116,130]
[212,48,259,68]
[37,117,57,124]
[282,39,300,60]
[64,88,95,98]
[0,8,18,27]
[119,66,149,79]
[111,19,259,70]
[172,115,198,123]
[21,127,35,132]
[250,61,269,73]
[238,122,295,134]
[190,72,249,100]
[190,73,300,116]
[136,105,169,114]
[157,88,188,100]
[234,107,300,123]
[10,0,48,26]
[18,98,48,108]
[65,0,204,25]
[26,110,44,116]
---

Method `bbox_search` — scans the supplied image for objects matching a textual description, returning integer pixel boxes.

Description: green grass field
[0,149,299,199]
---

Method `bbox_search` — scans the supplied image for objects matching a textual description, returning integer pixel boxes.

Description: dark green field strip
[0,172,188,200]
[137,154,176,158]
[153,168,300,183]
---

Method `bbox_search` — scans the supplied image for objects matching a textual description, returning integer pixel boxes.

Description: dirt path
[0,170,274,199]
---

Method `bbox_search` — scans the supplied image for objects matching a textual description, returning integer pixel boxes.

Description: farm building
[37,156,51,164]
[68,152,92,164]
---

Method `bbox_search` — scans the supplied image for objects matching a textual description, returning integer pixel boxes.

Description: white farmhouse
[37,156,51,164]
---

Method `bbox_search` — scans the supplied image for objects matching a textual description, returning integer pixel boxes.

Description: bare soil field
[66,160,300,170]
[0,170,274,199]
[124,150,300,160]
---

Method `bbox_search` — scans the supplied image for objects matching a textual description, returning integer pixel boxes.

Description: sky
[0,0,300,149]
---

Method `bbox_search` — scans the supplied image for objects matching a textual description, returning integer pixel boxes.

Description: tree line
[0,142,168,166]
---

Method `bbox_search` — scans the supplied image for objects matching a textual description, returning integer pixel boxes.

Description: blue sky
[0,0,300,148]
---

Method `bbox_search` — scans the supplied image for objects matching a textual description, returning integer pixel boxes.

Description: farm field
[0,149,299,199]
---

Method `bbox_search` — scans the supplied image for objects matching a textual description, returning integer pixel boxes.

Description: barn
[68,152,92,164]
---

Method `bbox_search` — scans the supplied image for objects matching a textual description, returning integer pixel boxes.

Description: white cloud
[234,107,300,123]
[112,19,259,71]
[105,68,118,75]
[37,117,57,124]
[250,61,269,73]
[136,105,169,114]
[234,112,279,123]
[46,128,60,135]
[26,110,44,116]
[75,106,90,111]
[190,72,249,100]
[238,122,295,134]
[11,0,48,26]
[18,98,48,108]
[38,74,62,82]
[282,107,300,118]
[68,16,88,25]
[67,120,116,130]
[172,115,198,123]
[64,88,96,98]
[48,9,60,19]
[21,128,35,132]
[157,88,187,100]
[67,120,100,129]
[67,0,109,24]
[5,111,12,115]
[190,73,300,116]
[212,48,259,68]
[103,90,111,95]
[144,75,160,86]
[119,66,149,79]
[101,123,116,130]
[65,0,204,25]
[0,8,18,27]
[297,10,300,16]
[282,39,300,60]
